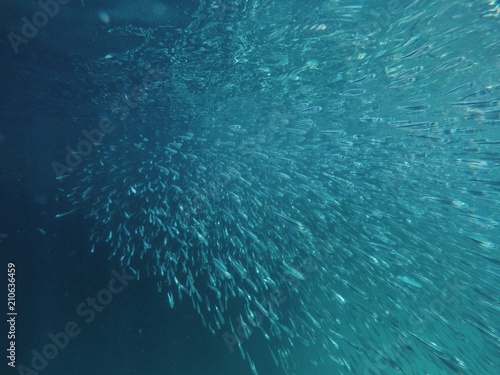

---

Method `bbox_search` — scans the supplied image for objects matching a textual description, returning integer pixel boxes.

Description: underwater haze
[1,1,499,375]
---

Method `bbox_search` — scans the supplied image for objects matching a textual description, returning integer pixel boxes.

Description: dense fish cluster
[59,1,499,374]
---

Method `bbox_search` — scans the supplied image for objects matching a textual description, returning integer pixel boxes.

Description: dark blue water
[1,1,499,375]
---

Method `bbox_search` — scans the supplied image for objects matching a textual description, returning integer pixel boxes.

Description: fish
[444,82,475,96]
[55,1,500,374]
[341,88,367,96]
[393,65,425,78]
[432,56,466,73]
[274,212,310,233]
[350,73,376,84]
[399,44,432,59]
[386,77,416,88]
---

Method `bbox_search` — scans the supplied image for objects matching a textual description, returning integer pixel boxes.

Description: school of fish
[59,1,499,374]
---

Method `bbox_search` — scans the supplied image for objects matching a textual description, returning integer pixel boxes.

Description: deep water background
[0,4,253,375]
[0,2,279,374]
[1,1,499,375]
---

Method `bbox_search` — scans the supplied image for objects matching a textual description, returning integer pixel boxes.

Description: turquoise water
[1,1,499,374]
